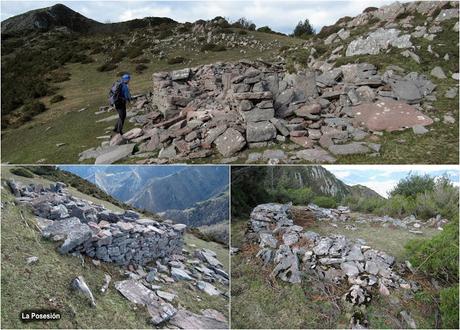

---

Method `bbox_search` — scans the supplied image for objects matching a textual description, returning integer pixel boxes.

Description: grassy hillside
[1,168,229,328]
[1,29,301,164]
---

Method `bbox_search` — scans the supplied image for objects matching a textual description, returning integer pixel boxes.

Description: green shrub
[166,56,186,65]
[405,219,458,279]
[312,196,337,208]
[200,43,227,52]
[47,70,71,83]
[22,101,46,116]
[390,174,435,198]
[158,30,173,39]
[97,62,118,72]
[439,285,459,329]
[257,26,273,33]
[50,95,65,103]
[135,64,148,73]
[237,30,248,35]
[10,167,34,178]
[131,57,150,64]
[126,47,143,59]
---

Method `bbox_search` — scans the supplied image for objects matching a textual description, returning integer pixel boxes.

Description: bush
[126,47,143,59]
[10,167,34,178]
[166,56,186,64]
[22,101,46,116]
[97,62,118,72]
[390,174,435,198]
[50,95,65,103]
[158,30,173,39]
[293,18,315,38]
[232,17,256,30]
[200,43,226,52]
[439,285,459,329]
[312,196,337,208]
[405,218,458,279]
[135,64,148,73]
[131,57,150,64]
[257,26,273,33]
[47,70,71,83]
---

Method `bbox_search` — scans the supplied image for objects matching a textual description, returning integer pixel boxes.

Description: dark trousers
[113,100,126,134]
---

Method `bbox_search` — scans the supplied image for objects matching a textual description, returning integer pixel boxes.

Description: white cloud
[0,0,399,33]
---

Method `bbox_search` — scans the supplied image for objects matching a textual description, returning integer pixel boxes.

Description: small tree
[233,17,256,31]
[390,173,435,198]
[293,19,315,37]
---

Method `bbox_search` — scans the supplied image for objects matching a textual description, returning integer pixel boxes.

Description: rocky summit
[245,203,432,327]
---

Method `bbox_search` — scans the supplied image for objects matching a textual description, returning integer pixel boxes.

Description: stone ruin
[7,180,185,265]
[6,179,229,327]
[246,203,423,327]
[307,203,449,233]
[84,58,439,164]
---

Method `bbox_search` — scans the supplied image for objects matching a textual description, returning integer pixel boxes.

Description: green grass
[307,213,440,260]
[1,170,229,328]
[1,31,302,164]
[1,189,151,329]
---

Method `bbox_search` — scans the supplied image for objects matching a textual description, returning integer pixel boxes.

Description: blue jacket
[121,82,131,102]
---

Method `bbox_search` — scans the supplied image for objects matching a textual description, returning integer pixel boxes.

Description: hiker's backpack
[108,80,123,105]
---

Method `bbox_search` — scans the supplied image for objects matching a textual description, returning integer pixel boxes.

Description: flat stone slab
[351,100,433,132]
[115,280,160,305]
[169,309,228,329]
[214,128,246,157]
[328,142,370,156]
[95,144,135,164]
[296,148,337,163]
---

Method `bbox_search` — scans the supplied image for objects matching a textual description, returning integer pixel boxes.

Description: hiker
[109,74,132,135]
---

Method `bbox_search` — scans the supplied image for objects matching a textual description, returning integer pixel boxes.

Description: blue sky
[1,0,397,34]
[324,165,460,198]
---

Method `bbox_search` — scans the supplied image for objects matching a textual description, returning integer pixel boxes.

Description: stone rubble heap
[246,203,420,320]
[8,180,185,265]
[85,59,438,164]
[114,245,229,327]
[307,203,449,232]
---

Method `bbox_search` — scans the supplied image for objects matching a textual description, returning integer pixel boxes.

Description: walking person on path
[109,74,132,135]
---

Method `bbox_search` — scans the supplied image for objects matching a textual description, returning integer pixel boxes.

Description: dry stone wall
[9,180,185,265]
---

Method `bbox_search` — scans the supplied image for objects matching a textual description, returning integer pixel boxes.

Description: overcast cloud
[1,0,399,34]
[323,165,460,198]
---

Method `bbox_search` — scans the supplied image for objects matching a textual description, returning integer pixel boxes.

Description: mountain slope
[128,166,229,212]
[1,4,103,35]
[264,166,352,199]
[160,190,229,227]
[1,3,176,35]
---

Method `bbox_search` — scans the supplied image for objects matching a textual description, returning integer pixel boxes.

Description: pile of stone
[114,246,229,326]
[306,202,449,232]
[8,180,185,265]
[307,203,351,221]
[84,59,437,164]
[247,203,420,324]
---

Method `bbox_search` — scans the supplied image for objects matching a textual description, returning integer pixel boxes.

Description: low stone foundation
[9,180,185,265]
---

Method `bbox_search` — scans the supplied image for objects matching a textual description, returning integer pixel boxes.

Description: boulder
[328,142,370,156]
[197,281,221,296]
[296,148,336,163]
[214,128,246,157]
[351,100,433,132]
[95,144,135,164]
[246,121,277,142]
[169,309,228,329]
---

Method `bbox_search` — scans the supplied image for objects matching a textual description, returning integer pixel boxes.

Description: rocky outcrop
[10,180,185,265]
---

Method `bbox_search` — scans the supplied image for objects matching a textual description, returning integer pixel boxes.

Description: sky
[1,0,398,34]
[324,165,460,198]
